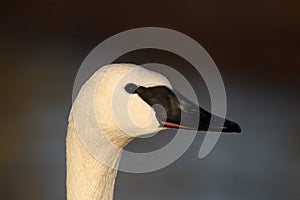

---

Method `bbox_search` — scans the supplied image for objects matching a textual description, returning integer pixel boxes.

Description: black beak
[182,107,241,133]
[162,90,241,133]
[125,83,241,133]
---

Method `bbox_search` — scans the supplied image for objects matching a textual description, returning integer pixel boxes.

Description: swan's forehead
[100,64,172,88]
[119,66,171,88]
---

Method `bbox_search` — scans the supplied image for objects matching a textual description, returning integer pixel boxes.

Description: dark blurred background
[1,0,300,199]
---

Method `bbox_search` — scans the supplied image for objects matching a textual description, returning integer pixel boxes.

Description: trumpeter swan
[66,64,241,200]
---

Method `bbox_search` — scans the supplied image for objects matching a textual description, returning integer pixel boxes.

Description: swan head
[90,64,241,146]
[93,64,172,142]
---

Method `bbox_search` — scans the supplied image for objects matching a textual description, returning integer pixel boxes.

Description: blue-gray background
[1,1,299,199]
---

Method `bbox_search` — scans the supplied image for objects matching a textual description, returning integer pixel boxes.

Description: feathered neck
[65,65,134,200]
[66,113,132,200]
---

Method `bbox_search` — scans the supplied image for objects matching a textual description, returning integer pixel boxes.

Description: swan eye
[125,83,138,94]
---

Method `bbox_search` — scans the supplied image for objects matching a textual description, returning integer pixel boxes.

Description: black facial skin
[125,83,241,133]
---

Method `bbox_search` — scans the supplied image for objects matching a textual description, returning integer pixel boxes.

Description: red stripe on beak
[161,122,196,130]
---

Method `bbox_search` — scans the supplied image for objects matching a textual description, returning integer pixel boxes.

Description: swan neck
[66,115,123,200]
